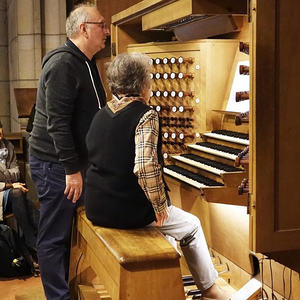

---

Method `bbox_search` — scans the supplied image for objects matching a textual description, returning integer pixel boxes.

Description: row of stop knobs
[151,57,194,65]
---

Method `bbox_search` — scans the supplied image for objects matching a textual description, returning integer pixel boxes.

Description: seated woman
[85,53,230,300]
[0,121,37,259]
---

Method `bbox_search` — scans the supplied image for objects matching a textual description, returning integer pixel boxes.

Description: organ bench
[70,207,185,300]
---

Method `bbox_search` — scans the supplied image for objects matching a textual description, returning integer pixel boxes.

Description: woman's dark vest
[85,101,169,229]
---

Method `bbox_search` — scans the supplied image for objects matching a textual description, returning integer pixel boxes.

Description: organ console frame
[72,0,300,298]
[110,0,300,254]
[249,0,300,260]
[127,40,240,139]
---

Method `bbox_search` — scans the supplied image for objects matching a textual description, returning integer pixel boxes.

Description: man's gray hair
[66,3,96,38]
[106,53,152,96]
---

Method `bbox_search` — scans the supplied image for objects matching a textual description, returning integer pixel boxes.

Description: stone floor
[0,275,45,300]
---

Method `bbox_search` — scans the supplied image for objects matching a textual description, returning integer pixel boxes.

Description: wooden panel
[142,0,192,30]
[142,0,247,30]
[114,24,172,56]
[203,186,248,206]
[166,177,252,273]
[78,285,102,300]
[98,0,141,24]
[111,0,175,24]
[252,0,300,252]
[128,39,238,136]
[209,202,251,273]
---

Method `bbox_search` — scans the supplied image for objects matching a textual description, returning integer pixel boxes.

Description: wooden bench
[71,207,185,300]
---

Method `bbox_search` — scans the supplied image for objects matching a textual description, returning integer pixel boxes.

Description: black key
[165,165,224,187]
[182,275,194,282]
[192,294,202,299]
[183,279,195,286]
[187,289,201,296]
[195,142,242,156]
[211,129,249,140]
[181,154,241,172]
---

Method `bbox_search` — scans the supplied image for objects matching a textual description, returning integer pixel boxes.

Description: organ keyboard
[202,130,249,146]
[164,165,224,189]
[172,154,242,176]
[163,128,248,206]
[187,142,240,161]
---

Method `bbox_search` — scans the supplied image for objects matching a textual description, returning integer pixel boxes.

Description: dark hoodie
[29,40,106,174]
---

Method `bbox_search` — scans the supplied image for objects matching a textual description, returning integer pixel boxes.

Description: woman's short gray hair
[106,53,151,96]
[66,4,96,38]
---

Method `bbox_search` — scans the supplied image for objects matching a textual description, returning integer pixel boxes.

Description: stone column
[7,0,66,132]
[0,0,10,131]
[42,0,66,57]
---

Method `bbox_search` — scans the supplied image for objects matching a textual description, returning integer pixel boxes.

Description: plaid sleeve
[133,109,168,214]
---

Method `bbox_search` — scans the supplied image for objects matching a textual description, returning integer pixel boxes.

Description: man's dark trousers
[29,155,77,300]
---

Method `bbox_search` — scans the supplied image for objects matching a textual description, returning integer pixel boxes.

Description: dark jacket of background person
[29,40,106,174]
[86,101,163,228]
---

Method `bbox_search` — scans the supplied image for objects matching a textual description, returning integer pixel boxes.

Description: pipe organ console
[127,41,249,209]
[71,1,300,299]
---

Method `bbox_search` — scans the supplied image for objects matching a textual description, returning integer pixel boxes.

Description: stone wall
[3,0,66,132]
[0,0,9,131]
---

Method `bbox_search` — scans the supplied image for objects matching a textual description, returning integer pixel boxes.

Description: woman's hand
[12,182,28,193]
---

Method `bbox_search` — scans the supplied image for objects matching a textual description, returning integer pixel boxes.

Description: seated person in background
[85,53,230,300]
[0,120,37,259]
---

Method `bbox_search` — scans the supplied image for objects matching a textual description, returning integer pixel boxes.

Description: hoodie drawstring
[85,61,101,109]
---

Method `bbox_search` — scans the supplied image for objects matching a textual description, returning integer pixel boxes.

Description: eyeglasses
[84,21,108,30]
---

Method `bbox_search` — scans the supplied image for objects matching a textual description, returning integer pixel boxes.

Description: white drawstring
[85,61,101,109]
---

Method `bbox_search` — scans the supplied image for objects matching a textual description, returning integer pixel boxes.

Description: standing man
[29,4,109,299]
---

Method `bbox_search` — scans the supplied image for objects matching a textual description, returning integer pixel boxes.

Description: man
[29,4,109,299]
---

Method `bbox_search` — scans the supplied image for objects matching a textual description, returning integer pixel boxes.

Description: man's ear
[79,23,88,38]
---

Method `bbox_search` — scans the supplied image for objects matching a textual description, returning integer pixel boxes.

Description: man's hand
[12,182,28,193]
[64,172,83,203]
[155,207,169,227]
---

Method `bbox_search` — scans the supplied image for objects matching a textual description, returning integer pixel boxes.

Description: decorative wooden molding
[111,0,176,25]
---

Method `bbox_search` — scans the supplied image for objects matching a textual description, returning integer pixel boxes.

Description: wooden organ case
[125,39,257,297]
[72,0,300,299]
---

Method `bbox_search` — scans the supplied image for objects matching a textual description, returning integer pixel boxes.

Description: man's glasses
[84,21,107,30]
